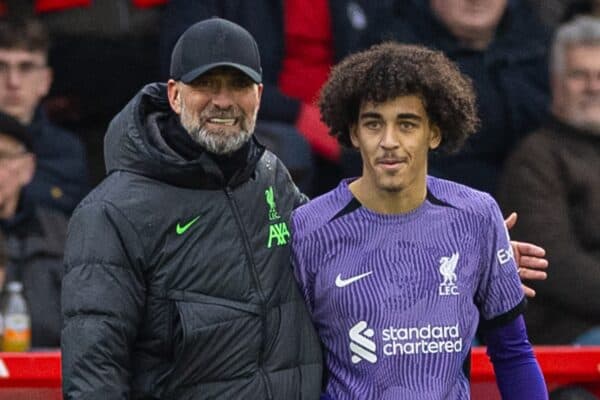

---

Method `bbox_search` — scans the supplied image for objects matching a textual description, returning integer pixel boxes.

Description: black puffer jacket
[61,83,323,399]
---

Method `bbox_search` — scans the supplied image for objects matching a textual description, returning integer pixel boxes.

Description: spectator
[159,0,375,195]
[0,111,65,348]
[0,17,89,215]
[498,16,600,345]
[365,0,551,195]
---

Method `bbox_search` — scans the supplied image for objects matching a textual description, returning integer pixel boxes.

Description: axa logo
[438,252,460,296]
[349,321,377,364]
[267,223,290,248]
[265,186,290,248]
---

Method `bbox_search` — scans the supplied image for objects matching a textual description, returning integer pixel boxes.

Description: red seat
[0,347,599,399]
[472,346,600,399]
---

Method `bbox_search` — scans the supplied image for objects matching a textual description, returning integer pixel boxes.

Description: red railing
[0,347,598,399]
[0,351,61,400]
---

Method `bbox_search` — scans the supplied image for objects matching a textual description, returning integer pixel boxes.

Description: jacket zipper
[225,188,273,400]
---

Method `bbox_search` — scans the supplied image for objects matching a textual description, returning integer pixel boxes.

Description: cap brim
[179,62,262,84]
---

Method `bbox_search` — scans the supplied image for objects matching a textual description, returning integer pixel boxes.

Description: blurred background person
[0,16,89,215]
[0,111,65,348]
[498,16,600,347]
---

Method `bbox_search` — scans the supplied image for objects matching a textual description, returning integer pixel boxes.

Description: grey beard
[188,126,253,155]
[179,103,256,155]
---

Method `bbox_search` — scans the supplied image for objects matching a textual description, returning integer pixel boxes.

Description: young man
[0,17,88,215]
[291,43,547,399]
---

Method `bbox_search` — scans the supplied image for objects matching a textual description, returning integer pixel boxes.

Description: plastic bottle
[2,282,31,352]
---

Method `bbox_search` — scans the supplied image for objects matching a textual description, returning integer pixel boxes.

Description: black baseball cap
[170,17,262,84]
[0,112,32,151]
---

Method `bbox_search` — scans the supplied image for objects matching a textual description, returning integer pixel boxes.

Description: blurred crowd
[0,0,599,358]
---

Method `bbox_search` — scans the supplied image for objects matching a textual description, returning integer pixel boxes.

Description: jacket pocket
[165,290,263,390]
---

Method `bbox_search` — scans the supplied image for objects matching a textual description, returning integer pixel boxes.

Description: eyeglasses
[0,61,47,78]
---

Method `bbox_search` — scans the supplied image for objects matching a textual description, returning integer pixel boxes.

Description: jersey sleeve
[475,196,525,325]
[485,315,547,399]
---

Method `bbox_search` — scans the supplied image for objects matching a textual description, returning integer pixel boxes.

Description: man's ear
[254,83,264,114]
[167,79,182,114]
[429,124,442,150]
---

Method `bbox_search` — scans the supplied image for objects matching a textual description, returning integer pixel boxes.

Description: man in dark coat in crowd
[0,111,65,348]
[499,16,600,346]
[0,17,88,215]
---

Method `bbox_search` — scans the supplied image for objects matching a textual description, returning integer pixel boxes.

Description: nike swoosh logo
[176,216,200,235]
[335,271,373,288]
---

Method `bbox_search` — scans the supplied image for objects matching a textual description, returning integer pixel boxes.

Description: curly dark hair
[319,42,479,153]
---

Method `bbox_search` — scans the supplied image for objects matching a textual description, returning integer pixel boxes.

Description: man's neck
[348,177,426,215]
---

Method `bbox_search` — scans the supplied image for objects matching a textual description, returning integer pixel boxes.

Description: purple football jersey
[291,177,524,400]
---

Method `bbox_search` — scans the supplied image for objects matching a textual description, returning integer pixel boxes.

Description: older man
[499,16,600,345]
[61,18,323,399]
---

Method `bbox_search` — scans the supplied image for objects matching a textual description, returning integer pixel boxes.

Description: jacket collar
[547,115,600,144]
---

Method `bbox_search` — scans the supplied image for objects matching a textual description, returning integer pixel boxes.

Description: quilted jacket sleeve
[61,201,146,399]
